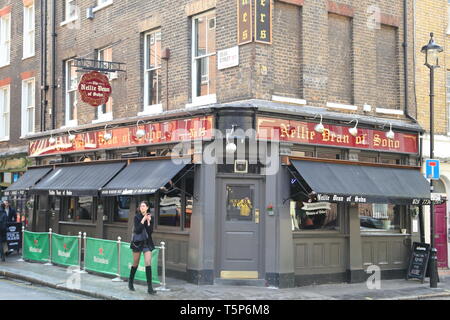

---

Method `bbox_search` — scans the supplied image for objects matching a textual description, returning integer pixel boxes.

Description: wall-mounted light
[68,130,76,142]
[386,123,395,140]
[49,135,56,144]
[313,114,325,134]
[136,120,146,139]
[348,119,359,137]
[226,124,238,154]
[104,124,112,142]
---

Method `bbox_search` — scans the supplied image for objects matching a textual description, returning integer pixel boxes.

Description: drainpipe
[51,0,57,130]
[404,0,417,123]
[40,0,48,132]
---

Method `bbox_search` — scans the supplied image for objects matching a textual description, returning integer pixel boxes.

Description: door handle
[255,209,260,224]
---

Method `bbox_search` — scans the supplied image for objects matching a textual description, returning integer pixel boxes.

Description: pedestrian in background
[0,205,7,262]
[128,201,156,295]
[3,200,17,223]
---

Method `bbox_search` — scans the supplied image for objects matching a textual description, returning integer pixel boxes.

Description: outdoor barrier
[20,229,169,290]
[23,231,50,263]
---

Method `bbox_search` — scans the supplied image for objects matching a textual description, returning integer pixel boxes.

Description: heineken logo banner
[85,238,118,276]
[120,242,160,284]
[51,234,79,267]
[23,231,50,263]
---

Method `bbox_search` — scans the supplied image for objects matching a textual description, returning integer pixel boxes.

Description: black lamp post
[421,32,443,289]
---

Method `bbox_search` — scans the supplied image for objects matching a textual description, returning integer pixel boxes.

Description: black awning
[30,162,126,196]
[290,160,431,205]
[4,167,53,197]
[101,159,190,196]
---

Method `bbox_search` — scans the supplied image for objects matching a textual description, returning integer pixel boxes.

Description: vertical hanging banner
[238,0,253,45]
[85,238,118,276]
[255,0,272,44]
[120,242,160,284]
[51,234,79,267]
[23,231,50,263]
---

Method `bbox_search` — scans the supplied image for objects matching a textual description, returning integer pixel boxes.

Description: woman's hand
[141,212,148,224]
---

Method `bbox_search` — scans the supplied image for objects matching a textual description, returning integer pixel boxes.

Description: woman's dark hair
[138,201,150,213]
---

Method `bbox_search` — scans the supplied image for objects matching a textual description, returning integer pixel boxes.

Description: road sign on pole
[426,159,440,180]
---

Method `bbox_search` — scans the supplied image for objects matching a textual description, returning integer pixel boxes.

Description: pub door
[217,178,264,279]
[435,203,448,268]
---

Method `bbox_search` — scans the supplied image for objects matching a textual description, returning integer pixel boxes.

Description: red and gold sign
[29,116,214,157]
[78,71,112,107]
[257,117,419,154]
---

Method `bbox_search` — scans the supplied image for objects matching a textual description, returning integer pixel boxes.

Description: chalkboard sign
[6,223,22,253]
[406,242,431,283]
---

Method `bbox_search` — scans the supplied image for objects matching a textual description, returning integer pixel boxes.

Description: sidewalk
[1,255,450,300]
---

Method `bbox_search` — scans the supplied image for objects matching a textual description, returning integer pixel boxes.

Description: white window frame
[21,78,35,137]
[189,12,217,108]
[65,59,78,127]
[0,85,10,141]
[93,0,113,13]
[62,0,78,25]
[23,3,35,59]
[0,13,11,67]
[447,71,450,135]
[93,46,113,123]
[140,30,163,116]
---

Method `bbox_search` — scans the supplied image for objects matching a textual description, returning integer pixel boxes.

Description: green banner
[120,242,160,284]
[51,234,79,267]
[84,238,118,276]
[23,231,50,263]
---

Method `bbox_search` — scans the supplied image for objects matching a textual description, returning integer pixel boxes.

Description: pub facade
[4,0,434,287]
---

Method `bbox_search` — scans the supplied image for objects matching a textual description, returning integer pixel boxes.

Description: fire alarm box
[234,160,248,174]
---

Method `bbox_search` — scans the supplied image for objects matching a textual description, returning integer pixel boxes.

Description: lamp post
[421,32,443,289]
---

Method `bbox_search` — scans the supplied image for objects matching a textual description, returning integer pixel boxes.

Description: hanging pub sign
[257,117,419,154]
[78,71,112,107]
[238,0,253,45]
[255,0,272,44]
[29,116,214,157]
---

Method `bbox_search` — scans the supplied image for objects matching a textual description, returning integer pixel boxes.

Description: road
[0,276,97,300]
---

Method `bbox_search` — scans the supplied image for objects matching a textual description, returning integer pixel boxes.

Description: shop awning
[4,167,53,197]
[30,162,126,196]
[290,159,431,205]
[101,159,190,196]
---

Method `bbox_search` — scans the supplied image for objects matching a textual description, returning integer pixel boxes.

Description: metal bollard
[44,228,53,266]
[155,241,170,292]
[112,236,122,282]
[76,232,87,274]
[17,226,25,262]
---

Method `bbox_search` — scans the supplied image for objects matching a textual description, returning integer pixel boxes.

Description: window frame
[0,85,10,141]
[0,13,11,67]
[190,11,217,107]
[63,0,78,23]
[93,0,113,13]
[65,59,78,127]
[93,46,113,123]
[141,30,163,116]
[447,70,450,135]
[21,78,35,137]
[23,3,35,59]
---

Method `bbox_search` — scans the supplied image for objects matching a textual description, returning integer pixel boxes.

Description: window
[114,196,130,223]
[23,3,35,58]
[95,47,113,122]
[316,148,343,160]
[0,85,9,140]
[64,0,77,21]
[21,78,35,136]
[142,30,162,114]
[65,59,78,126]
[191,12,216,105]
[291,200,339,231]
[359,203,402,231]
[94,0,113,12]
[0,13,11,66]
[65,197,95,222]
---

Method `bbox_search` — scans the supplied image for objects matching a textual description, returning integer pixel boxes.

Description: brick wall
[0,0,41,151]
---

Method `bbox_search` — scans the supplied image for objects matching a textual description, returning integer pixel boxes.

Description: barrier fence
[20,227,168,290]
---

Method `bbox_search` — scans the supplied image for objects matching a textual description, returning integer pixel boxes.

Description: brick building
[0,0,41,217]
[5,0,433,287]
[414,0,450,269]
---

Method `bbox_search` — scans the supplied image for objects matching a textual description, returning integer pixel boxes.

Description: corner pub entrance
[7,102,432,287]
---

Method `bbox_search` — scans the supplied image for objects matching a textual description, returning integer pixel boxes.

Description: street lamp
[421,32,443,289]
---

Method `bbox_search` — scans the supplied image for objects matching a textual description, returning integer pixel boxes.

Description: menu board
[406,242,431,283]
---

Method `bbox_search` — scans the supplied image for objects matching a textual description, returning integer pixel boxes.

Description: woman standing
[0,203,7,262]
[128,201,156,295]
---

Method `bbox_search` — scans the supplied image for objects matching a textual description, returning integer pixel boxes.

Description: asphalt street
[0,276,96,300]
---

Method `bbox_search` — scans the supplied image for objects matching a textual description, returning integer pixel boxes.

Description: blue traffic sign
[426,159,440,180]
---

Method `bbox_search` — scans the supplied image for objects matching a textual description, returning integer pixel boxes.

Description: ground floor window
[290,200,339,231]
[359,203,402,231]
[61,196,96,223]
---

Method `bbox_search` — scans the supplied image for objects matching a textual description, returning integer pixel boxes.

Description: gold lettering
[356,134,367,145]
[242,0,249,4]
[243,12,248,23]
[260,13,266,23]
[373,134,381,147]
[260,30,267,39]
[242,30,248,40]
[280,124,290,138]
[260,0,266,6]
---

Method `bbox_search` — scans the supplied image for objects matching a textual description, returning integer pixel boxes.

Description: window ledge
[62,121,79,129]
[0,63,10,69]
[186,94,217,108]
[0,137,10,142]
[92,1,113,13]
[22,54,35,61]
[138,104,163,116]
[92,114,113,124]
[60,17,79,27]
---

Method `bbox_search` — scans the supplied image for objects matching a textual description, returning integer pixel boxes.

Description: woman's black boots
[145,266,156,295]
[128,266,137,291]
